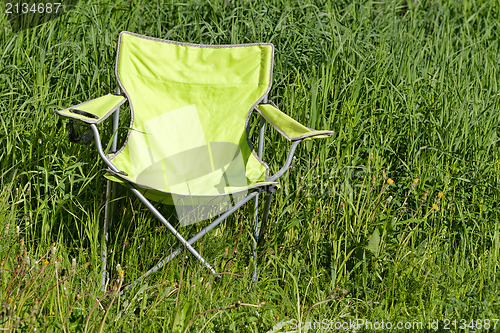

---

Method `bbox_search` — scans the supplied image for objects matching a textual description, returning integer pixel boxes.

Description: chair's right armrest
[54,93,127,124]
[255,102,334,141]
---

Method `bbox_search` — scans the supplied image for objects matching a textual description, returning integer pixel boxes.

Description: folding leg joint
[261,184,277,194]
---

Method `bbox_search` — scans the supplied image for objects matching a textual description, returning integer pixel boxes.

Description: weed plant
[0,0,499,331]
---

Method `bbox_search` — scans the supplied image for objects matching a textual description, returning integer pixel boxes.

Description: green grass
[1,0,500,331]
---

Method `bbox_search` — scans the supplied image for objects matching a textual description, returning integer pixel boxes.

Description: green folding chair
[55,31,334,290]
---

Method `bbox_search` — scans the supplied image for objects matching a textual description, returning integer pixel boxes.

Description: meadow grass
[0,0,499,331]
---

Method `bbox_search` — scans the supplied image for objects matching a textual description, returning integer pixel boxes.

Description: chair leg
[258,192,274,245]
[251,193,260,284]
[101,180,115,291]
[252,190,274,285]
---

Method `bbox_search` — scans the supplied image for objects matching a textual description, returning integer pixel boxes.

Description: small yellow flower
[7,297,13,303]
[413,178,419,184]
[432,204,439,211]
[387,178,394,185]
[43,261,49,266]
[438,192,443,198]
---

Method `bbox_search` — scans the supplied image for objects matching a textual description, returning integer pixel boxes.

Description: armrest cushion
[55,94,127,124]
[256,102,334,141]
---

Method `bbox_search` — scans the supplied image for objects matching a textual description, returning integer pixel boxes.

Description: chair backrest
[112,32,274,194]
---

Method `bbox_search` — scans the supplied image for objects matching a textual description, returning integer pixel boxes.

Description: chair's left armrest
[54,93,127,124]
[256,102,334,141]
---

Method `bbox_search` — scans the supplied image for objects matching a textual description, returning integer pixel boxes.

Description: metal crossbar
[125,191,259,291]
